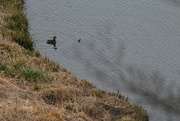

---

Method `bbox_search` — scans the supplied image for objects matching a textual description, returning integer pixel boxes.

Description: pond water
[24,0,180,121]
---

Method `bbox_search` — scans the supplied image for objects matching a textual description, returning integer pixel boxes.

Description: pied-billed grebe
[47,36,56,46]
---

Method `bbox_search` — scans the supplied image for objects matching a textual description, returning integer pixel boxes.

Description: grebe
[47,36,56,46]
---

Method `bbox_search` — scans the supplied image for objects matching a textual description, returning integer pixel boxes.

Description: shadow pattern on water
[166,0,180,7]
[73,28,179,120]
[120,66,180,120]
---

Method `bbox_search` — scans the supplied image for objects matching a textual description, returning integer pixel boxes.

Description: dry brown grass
[0,1,148,121]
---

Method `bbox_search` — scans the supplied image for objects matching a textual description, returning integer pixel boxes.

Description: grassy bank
[0,0,148,121]
[1,0,33,51]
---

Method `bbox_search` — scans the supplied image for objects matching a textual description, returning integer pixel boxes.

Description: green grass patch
[0,63,8,71]
[2,0,34,51]
[0,0,24,10]
[20,68,44,82]
[7,11,34,51]
[0,63,50,83]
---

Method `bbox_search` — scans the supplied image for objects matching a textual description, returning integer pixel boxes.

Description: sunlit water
[25,0,180,120]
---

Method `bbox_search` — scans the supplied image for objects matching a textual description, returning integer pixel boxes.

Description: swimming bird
[47,36,56,46]
[78,39,81,43]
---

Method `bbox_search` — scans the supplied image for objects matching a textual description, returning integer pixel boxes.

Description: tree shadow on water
[120,66,180,120]
[165,0,180,7]
[74,20,179,120]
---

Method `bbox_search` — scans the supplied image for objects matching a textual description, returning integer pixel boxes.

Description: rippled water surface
[25,0,180,120]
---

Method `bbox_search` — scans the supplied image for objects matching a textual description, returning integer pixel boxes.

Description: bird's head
[53,36,57,40]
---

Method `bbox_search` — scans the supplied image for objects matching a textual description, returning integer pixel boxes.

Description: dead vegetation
[0,0,148,121]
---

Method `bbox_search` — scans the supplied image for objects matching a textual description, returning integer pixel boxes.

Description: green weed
[7,11,34,51]
[2,0,34,51]
[20,68,44,82]
[0,63,8,71]
[0,63,50,83]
